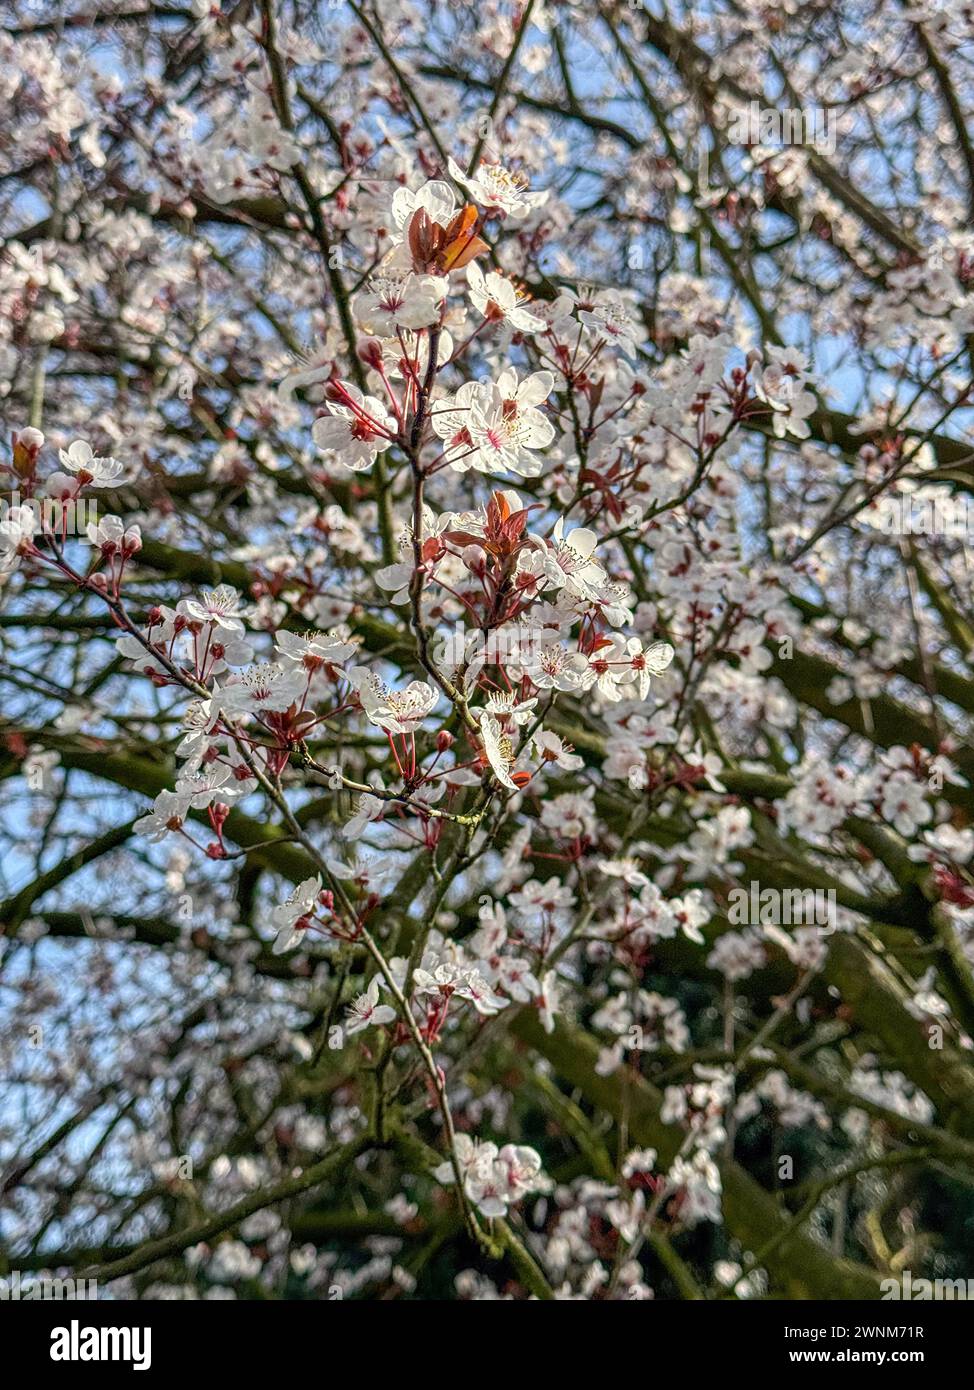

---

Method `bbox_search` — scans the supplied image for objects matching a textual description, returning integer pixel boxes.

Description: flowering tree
[3,0,974,1302]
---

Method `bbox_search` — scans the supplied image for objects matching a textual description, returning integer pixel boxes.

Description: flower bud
[462,544,485,574]
[12,427,43,479]
[359,339,384,370]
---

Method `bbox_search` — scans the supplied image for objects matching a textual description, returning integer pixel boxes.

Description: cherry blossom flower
[576,293,639,358]
[670,890,711,945]
[175,762,252,810]
[0,505,37,573]
[439,368,554,475]
[269,876,323,954]
[324,854,395,897]
[414,960,508,1016]
[707,929,766,981]
[57,439,125,486]
[878,771,932,837]
[349,667,438,735]
[479,713,528,791]
[481,690,538,727]
[389,179,457,239]
[510,876,576,931]
[493,955,540,1003]
[345,978,397,1035]
[533,730,584,771]
[433,1134,547,1218]
[541,790,596,841]
[86,514,142,556]
[521,641,589,692]
[218,663,307,716]
[466,262,544,333]
[133,789,193,842]
[598,857,651,889]
[666,1150,723,1226]
[540,520,606,600]
[275,627,358,668]
[342,783,387,840]
[182,585,246,634]
[447,157,548,220]
[754,346,817,439]
[312,384,396,470]
[354,271,446,336]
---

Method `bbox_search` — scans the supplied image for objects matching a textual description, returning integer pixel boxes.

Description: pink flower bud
[12,427,43,479]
